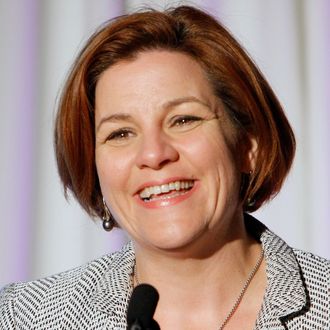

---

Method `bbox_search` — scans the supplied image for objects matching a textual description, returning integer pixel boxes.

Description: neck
[132,214,265,329]
[133,212,260,293]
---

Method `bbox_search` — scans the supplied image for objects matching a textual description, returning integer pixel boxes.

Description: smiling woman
[1,5,329,330]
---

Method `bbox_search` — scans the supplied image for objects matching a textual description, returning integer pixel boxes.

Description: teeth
[175,181,180,191]
[154,186,161,195]
[161,184,170,193]
[139,180,194,199]
[139,188,150,199]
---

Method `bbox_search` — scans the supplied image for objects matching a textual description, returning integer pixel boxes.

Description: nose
[135,131,179,170]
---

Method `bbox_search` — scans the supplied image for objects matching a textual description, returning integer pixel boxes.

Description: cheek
[95,148,134,193]
[175,130,214,160]
[178,128,236,170]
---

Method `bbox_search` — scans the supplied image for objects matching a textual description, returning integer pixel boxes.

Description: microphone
[127,284,160,330]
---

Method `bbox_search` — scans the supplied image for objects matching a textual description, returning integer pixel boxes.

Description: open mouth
[139,180,194,202]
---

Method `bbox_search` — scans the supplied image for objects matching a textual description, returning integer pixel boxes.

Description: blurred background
[0,0,329,287]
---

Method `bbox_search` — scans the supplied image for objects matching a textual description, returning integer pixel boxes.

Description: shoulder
[293,249,330,297]
[0,265,82,328]
[248,215,330,328]
[0,283,16,328]
[1,252,114,303]
[0,243,134,329]
[293,248,330,273]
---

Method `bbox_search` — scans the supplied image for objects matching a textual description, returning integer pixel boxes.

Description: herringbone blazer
[1,216,329,329]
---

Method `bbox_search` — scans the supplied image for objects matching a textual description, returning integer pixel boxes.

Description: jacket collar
[246,214,308,325]
[91,241,135,317]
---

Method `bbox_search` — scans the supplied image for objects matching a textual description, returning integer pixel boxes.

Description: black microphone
[127,284,160,330]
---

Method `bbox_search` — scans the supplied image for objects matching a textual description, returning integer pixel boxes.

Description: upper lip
[135,177,196,195]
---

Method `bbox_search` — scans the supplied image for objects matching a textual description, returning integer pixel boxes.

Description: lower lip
[135,182,199,209]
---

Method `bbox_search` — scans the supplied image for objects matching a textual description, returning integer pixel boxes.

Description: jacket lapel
[90,242,135,328]
[59,242,135,330]
[254,219,307,328]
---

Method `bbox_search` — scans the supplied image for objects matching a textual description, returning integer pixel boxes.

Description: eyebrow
[96,96,211,131]
[96,113,133,132]
[163,96,211,110]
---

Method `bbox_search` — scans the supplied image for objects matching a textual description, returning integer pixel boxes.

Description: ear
[240,135,258,173]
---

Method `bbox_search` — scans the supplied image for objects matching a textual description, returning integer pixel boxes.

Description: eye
[106,128,135,142]
[170,115,202,127]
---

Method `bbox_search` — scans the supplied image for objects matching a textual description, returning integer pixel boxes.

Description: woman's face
[95,50,253,253]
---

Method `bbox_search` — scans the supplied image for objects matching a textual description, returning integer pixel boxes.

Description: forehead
[94,49,239,148]
[94,50,217,111]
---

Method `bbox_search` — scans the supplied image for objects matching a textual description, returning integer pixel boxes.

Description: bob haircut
[55,5,295,224]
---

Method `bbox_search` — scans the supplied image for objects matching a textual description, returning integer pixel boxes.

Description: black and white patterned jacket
[1,216,329,329]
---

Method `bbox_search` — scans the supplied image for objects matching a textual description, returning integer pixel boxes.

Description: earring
[246,196,256,208]
[102,197,114,231]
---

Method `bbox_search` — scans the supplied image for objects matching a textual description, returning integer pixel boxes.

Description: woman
[1,5,329,329]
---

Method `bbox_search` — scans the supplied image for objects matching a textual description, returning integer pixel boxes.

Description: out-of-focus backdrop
[0,0,329,287]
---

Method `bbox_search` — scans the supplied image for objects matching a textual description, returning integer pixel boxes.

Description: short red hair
[55,5,295,222]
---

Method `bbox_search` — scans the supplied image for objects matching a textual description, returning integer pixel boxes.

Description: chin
[138,225,208,253]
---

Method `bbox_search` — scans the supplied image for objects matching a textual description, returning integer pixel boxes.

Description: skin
[95,50,265,329]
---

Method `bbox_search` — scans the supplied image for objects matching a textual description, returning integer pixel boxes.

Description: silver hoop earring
[102,197,114,231]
